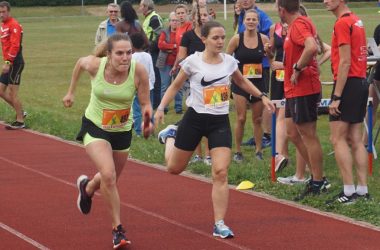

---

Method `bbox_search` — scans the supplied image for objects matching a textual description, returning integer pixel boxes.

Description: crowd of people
[0,0,376,248]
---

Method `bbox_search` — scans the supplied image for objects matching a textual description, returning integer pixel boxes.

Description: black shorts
[329,78,369,124]
[0,63,24,85]
[174,107,232,151]
[374,62,380,81]
[231,78,266,104]
[76,116,132,151]
[270,70,284,100]
[262,67,270,93]
[285,93,320,124]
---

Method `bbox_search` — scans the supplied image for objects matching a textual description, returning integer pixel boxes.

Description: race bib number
[203,85,229,108]
[275,69,285,82]
[243,64,262,79]
[102,108,130,129]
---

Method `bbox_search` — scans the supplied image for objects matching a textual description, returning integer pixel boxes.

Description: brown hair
[277,0,299,13]
[93,33,131,57]
[201,21,224,38]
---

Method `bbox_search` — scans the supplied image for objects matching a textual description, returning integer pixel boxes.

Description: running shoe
[189,155,203,164]
[5,121,25,130]
[356,193,372,200]
[294,180,329,202]
[76,175,92,215]
[233,152,244,163]
[213,220,234,239]
[255,151,264,161]
[274,154,288,172]
[242,137,255,146]
[277,175,309,185]
[203,156,212,166]
[326,191,357,205]
[157,124,178,144]
[261,137,271,148]
[112,224,131,249]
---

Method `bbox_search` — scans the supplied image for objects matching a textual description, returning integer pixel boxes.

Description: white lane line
[0,222,50,250]
[0,156,252,250]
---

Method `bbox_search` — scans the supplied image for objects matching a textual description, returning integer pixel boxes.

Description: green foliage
[1,4,379,226]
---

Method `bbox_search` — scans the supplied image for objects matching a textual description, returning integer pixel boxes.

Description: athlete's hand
[154,109,165,129]
[270,61,283,71]
[62,93,74,108]
[2,64,10,74]
[142,112,154,139]
[329,100,341,116]
[262,96,276,113]
[290,70,300,85]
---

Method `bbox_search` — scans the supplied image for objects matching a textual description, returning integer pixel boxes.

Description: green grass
[1,3,380,226]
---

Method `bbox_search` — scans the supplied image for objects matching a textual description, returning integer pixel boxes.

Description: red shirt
[175,21,192,47]
[283,16,321,98]
[158,29,177,66]
[331,12,367,80]
[1,17,23,63]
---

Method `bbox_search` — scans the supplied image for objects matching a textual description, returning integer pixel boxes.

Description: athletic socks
[356,185,368,196]
[343,185,356,196]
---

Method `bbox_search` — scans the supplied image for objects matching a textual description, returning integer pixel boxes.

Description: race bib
[102,108,130,129]
[243,64,262,79]
[203,85,229,108]
[275,69,285,82]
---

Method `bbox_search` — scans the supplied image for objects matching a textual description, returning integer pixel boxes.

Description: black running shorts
[285,93,320,124]
[174,107,232,151]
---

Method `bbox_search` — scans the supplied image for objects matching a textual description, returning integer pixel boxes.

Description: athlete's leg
[165,137,194,174]
[349,123,368,186]
[7,84,24,122]
[233,93,247,154]
[85,140,126,227]
[210,147,231,222]
[330,121,353,184]
[296,121,323,181]
[251,101,264,153]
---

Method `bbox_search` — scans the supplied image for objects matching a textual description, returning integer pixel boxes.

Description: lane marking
[0,156,251,250]
[0,222,50,250]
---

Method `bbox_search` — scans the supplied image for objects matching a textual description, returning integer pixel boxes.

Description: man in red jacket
[0,1,25,129]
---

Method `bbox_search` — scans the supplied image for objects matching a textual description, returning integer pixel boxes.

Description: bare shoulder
[260,33,269,43]
[80,55,101,75]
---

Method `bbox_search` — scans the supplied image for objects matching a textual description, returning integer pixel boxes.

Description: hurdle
[270,98,375,182]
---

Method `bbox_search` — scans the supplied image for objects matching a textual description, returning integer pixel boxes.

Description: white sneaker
[203,156,212,166]
[277,175,309,185]
[189,155,203,164]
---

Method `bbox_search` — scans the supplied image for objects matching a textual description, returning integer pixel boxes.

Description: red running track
[1,123,379,249]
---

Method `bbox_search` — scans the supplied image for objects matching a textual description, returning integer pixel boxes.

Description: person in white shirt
[130,32,155,136]
[154,21,275,239]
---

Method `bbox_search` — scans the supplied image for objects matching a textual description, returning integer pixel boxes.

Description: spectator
[115,1,149,49]
[157,12,182,114]
[325,0,370,204]
[276,0,326,201]
[139,0,164,109]
[0,1,26,129]
[94,3,121,46]
[130,32,155,137]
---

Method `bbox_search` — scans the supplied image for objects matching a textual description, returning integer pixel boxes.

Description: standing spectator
[155,21,274,239]
[324,0,370,204]
[139,0,163,109]
[238,0,273,147]
[157,12,181,114]
[63,33,153,249]
[115,0,149,50]
[226,9,270,162]
[94,3,121,46]
[233,0,242,34]
[276,0,326,201]
[130,32,155,137]
[0,1,26,129]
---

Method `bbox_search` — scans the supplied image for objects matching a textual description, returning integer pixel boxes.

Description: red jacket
[1,17,23,63]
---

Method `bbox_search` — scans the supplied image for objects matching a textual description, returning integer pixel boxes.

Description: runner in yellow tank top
[62,33,153,249]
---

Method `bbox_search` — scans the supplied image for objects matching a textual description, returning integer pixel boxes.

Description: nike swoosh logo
[200,75,228,87]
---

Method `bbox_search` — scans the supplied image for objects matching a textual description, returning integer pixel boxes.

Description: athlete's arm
[291,36,318,84]
[155,69,188,125]
[225,34,239,55]
[135,62,153,131]
[62,55,99,107]
[171,46,187,74]
[317,42,331,66]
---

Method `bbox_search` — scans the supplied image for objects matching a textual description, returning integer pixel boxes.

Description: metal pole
[81,0,84,16]
[224,0,227,20]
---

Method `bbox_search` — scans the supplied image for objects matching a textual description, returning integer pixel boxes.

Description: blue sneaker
[213,220,234,239]
[158,125,178,144]
[261,137,271,148]
[242,137,255,146]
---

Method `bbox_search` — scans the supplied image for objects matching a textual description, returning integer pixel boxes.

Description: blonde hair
[93,33,131,57]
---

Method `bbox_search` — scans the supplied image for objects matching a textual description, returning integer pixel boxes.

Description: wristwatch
[293,63,301,72]
[331,94,342,101]
[259,92,268,99]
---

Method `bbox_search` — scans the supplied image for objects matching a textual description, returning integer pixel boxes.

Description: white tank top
[180,51,238,115]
